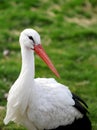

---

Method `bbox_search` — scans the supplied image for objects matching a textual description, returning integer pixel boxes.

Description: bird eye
[28,36,35,43]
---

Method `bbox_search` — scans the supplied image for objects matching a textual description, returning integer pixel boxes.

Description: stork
[4,29,91,130]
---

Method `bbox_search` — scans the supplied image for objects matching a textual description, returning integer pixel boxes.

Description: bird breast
[26,78,82,130]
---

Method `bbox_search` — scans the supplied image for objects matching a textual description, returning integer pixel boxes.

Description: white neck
[20,46,35,78]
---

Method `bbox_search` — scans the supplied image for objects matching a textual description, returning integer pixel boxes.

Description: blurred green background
[0,0,97,129]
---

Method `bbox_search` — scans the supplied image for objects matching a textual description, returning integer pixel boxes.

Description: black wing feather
[72,93,89,115]
[72,93,88,108]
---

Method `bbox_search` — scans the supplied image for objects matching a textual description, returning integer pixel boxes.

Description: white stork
[4,29,91,130]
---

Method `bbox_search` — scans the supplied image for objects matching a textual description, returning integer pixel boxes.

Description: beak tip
[34,44,60,78]
[58,74,60,78]
[55,72,60,78]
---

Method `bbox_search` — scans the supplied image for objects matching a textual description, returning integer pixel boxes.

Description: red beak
[34,44,60,78]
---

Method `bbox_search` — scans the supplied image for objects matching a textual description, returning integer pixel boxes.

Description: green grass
[0,0,97,129]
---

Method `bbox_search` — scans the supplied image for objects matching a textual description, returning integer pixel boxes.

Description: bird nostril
[31,48,34,50]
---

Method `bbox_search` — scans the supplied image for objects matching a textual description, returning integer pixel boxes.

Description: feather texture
[72,93,89,115]
[4,29,92,130]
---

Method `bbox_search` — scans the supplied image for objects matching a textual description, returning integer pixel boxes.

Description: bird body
[4,77,82,129]
[4,29,91,130]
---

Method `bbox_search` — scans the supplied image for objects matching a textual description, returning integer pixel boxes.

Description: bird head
[19,28,60,78]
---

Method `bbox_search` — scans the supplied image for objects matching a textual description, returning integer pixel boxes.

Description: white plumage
[4,29,91,130]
